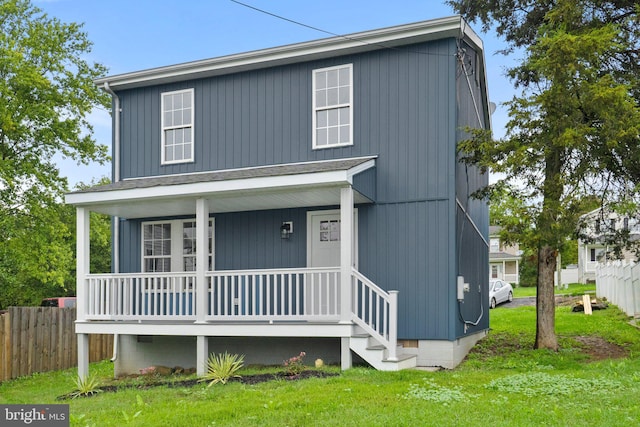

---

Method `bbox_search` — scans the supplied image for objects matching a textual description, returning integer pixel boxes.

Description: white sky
[34,0,519,186]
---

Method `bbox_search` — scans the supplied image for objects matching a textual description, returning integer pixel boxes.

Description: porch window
[491,265,498,279]
[312,64,353,149]
[161,88,194,164]
[142,219,213,272]
[143,223,171,272]
[182,221,214,271]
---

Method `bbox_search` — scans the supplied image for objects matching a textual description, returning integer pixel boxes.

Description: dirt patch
[57,370,337,400]
[571,335,629,361]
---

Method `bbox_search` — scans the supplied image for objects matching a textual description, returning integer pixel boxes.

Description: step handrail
[351,268,398,361]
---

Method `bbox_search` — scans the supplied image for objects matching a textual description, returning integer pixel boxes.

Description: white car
[489,279,513,309]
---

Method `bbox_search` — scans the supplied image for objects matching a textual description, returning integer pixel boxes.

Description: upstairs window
[313,64,353,149]
[161,88,194,164]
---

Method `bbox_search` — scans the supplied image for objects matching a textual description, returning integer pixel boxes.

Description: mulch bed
[57,370,338,400]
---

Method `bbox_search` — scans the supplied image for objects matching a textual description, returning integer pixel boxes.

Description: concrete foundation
[113,331,487,376]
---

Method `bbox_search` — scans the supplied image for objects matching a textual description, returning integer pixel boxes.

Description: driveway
[501,296,536,308]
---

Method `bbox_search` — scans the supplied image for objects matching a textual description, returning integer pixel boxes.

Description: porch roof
[65,156,376,218]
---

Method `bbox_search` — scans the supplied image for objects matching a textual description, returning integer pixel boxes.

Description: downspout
[103,82,121,362]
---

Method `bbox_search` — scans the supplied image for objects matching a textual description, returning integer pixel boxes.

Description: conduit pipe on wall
[103,82,121,362]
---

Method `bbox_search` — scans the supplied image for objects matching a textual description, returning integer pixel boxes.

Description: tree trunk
[535,245,559,350]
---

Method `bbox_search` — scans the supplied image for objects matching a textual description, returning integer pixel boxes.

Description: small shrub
[283,351,306,376]
[199,352,244,387]
[70,373,103,399]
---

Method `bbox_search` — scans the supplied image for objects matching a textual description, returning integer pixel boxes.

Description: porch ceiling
[65,157,376,218]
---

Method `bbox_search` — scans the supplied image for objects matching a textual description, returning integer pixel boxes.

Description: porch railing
[82,267,398,357]
[351,269,398,361]
[206,268,340,321]
[86,273,197,320]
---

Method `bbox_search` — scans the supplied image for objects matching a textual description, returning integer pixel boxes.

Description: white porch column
[196,198,209,323]
[76,207,90,380]
[340,337,352,370]
[197,335,209,376]
[78,334,90,380]
[340,186,353,323]
[76,207,90,322]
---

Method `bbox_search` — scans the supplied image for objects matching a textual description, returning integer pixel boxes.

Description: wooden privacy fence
[0,307,113,382]
[596,261,640,317]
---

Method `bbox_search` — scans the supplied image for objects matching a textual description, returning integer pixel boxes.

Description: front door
[307,210,357,268]
[309,212,342,267]
[306,210,357,316]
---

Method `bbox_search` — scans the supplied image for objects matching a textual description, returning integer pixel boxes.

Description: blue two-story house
[67,16,491,377]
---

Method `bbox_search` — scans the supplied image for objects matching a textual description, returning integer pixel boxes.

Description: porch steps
[349,329,417,371]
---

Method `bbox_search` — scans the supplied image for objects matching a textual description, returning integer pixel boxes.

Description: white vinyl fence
[596,261,640,317]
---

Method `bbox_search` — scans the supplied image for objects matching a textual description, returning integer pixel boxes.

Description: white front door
[306,210,357,316]
[307,210,357,268]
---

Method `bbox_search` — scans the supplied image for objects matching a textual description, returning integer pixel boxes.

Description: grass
[512,282,596,298]
[1,304,639,426]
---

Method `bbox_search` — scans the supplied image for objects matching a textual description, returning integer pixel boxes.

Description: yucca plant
[199,352,244,387]
[70,373,103,399]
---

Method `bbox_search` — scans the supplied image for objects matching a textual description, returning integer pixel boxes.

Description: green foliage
[0,0,109,308]
[485,372,622,397]
[401,379,475,403]
[70,374,103,399]
[121,395,146,424]
[453,0,640,349]
[200,352,244,387]
[283,351,306,376]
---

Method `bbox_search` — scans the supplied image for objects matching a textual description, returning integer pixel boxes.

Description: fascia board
[346,159,376,180]
[95,16,465,91]
[65,170,350,207]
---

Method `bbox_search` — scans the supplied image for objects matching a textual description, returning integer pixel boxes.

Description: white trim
[312,64,354,149]
[69,170,352,206]
[96,17,474,91]
[141,218,214,273]
[161,88,194,165]
[346,159,376,179]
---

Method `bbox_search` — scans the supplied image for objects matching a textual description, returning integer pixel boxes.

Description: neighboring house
[66,16,491,377]
[578,208,640,283]
[489,226,520,285]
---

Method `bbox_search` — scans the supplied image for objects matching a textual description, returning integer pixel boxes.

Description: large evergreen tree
[449,0,640,349]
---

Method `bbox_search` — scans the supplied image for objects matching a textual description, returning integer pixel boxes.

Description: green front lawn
[512,282,596,298]
[1,302,638,426]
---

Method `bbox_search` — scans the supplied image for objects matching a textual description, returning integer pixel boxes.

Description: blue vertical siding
[114,36,491,341]
[454,41,490,337]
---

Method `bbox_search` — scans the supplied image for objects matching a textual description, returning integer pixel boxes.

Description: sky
[34,0,520,186]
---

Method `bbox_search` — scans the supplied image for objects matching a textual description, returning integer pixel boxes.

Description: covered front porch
[67,157,414,376]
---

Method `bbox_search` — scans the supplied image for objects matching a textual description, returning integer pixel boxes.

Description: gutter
[102,81,121,363]
[94,16,467,91]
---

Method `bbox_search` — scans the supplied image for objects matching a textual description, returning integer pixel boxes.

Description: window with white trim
[161,88,194,164]
[489,238,500,253]
[143,223,172,272]
[142,219,213,272]
[312,64,353,148]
